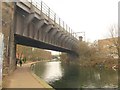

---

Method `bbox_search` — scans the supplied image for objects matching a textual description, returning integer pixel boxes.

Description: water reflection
[41,61,63,83]
[33,61,118,88]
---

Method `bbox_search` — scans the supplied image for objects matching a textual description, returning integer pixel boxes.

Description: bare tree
[109,25,120,59]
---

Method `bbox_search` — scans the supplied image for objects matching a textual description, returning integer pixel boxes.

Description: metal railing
[27,0,78,40]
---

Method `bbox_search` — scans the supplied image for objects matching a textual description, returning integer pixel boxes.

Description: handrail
[27,0,78,40]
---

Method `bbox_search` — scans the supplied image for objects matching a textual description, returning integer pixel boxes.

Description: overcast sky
[42,0,118,42]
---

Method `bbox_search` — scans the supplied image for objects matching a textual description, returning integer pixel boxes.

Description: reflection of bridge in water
[3,0,80,72]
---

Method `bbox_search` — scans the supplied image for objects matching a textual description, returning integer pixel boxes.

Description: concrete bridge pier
[7,3,20,73]
[9,26,17,73]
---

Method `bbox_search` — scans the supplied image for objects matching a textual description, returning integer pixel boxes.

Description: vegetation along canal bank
[60,38,118,70]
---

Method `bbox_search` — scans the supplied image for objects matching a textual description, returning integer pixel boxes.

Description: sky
[42,0,118,42]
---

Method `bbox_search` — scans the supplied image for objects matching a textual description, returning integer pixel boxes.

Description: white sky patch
[45,50,60,55]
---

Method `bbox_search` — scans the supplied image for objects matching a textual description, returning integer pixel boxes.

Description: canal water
[32,61,118,89]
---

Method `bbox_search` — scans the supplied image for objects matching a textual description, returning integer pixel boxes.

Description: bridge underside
[15,34,74,54]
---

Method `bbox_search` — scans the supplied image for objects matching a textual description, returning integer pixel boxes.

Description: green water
[32,61,118,89]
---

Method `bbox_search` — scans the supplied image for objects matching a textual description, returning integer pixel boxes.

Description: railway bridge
[2,0,80,73]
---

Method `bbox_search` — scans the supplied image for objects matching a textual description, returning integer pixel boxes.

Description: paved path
[6,62,44,88]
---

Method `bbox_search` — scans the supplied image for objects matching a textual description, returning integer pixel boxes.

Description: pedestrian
[23,57,26,63]
[16,58,19,66]
[19,59,22,67]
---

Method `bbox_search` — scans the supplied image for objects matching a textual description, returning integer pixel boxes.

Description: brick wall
[16,45,52,61]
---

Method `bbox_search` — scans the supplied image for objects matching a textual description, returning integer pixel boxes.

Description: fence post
[66,24,67,32]
[41,1,43,13]
[69,27,70,34]
[71,29,72,36]
[54,13,56,24]
[59,18,60,29]
[48,8,50,20]
[36,2,37,8]
[63,21,64,30]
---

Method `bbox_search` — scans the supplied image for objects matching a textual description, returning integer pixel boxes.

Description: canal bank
[3,61,54,89]
[32,61,118,88]
[30,61,54,89]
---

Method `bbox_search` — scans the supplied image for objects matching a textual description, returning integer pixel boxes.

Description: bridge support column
[8,27,17,73]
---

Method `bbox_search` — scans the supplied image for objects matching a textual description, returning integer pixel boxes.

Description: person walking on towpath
[19,59,22,67]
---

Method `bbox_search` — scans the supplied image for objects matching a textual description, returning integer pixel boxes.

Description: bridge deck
[4,62,52,88]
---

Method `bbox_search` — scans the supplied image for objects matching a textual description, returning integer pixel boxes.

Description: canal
[32,61,118,89]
